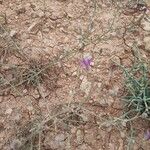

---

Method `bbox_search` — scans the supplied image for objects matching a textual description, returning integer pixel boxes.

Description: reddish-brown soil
[0,0,150,150]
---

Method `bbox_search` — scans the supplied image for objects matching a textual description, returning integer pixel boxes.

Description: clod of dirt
[16,7,26,15]
[0,0,3,5]
[32,89,40,99]
[5,108,13,115]
[144,36,150,51]
[78,143,92,150]
[28,20,43,34]
[0,14,6,24]
[44,133,66,149]
[0,123,4,132]
[76,129,84,145]
[10,139,22,150]
[22,89,27,94]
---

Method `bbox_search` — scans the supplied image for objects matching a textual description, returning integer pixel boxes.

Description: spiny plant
[20,59,61,89]
[0,59,62,95]
[122,61,150,120]
[21,60,44,87]
[11,103,87,150]
[0,24,26,63]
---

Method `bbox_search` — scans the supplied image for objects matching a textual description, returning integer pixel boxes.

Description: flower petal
[80,57,92,70]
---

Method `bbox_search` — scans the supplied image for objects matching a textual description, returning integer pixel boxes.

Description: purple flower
[80,56,92,70]
[144,130,150,140]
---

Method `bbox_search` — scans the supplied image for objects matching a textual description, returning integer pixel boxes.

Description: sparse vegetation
[123,61,150,119]
[0,0,150,150]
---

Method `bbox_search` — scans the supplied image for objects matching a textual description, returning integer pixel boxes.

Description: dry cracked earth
[0,0,150,150]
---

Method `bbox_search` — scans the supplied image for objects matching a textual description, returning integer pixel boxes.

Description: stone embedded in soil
[144,36,150,51]
[120,131,126,138]
[78,144,92,150]
[55,133,66,142]
[5,108,13,115]
[141,19,150,31]
[0,14,6,24]
[33,89,40,99]
[80,76,91,96]
[76,129,84,145]
[97,82,102,88]
[0,96,3,103]
[110,56,120,65]
[23,89,28,94]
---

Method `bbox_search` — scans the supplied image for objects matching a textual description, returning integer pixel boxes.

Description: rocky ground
[0,0,150,150]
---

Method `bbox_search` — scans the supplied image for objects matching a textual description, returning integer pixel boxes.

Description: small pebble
[5,108,13,115]
[10,30,17,37]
